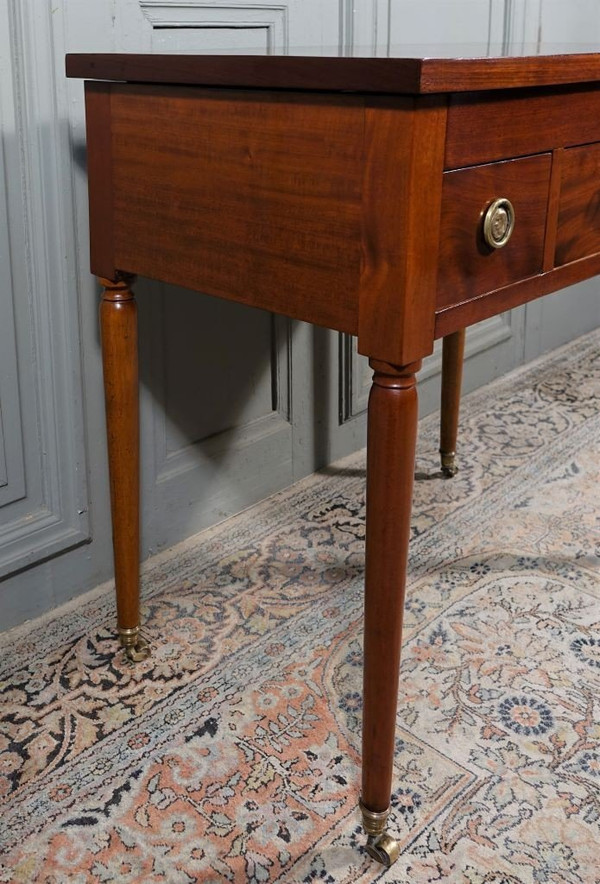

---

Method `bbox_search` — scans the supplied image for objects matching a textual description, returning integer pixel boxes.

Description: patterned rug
[1,330,600,884]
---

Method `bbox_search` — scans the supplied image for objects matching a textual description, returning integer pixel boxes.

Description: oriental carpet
[1,330,599,883]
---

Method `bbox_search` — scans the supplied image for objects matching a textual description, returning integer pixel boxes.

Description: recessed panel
[0,167,26,508]
[151,26,269,54]
[556,142,600,266]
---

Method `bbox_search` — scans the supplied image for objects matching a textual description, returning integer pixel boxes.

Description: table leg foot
[118,625,151,663]
[359,800,400,867]
[440,449,458,478]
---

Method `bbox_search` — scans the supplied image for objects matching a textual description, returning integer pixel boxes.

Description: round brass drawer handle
[482,197,515,249]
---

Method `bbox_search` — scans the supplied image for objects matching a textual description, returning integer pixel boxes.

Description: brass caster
[440,450,458,478]
[119,626,151,663]
[359,798,400,866]
[125,636,150,662]
[365,832,400,867]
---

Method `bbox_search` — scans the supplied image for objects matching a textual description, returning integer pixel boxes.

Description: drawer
[445,84,600,168]
[436,154,552,310]
[556,142,600,266]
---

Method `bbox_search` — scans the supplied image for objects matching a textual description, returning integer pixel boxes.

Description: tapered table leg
[360,358,421,866]
[440,328,466,477]
[99,275,149,662]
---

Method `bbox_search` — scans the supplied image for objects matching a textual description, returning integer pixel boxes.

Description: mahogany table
[67,48,600,865]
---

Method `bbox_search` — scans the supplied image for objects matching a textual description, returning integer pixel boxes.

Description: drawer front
[445,84,600,168]
[556,142,600,266]
[436,154,552,310]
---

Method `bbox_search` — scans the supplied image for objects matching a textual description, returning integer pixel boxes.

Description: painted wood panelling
[0,142,26,508]
[141,2,288,52]
[0,0,89,580]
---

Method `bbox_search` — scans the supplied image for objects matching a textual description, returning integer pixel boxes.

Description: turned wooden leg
[440,328,466,477]
[360,359,421,866]
[99,274,149,662]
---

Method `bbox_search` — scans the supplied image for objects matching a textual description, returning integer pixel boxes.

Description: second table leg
[99,274,149,663]
[360,358,421,866]
[440,328,466,477]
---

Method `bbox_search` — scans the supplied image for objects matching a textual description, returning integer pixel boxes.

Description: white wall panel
[0,144,26,507]
[388,0,501,45]
[141,2,288,51]
[0,0,89,580]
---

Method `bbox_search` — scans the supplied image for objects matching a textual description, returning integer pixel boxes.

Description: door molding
[0,0,89,578]
[140,1,289,51]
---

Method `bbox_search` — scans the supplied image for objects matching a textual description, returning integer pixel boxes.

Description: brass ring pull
[482,197,515,249]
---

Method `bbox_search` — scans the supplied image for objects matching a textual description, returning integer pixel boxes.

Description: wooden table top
[66,44,600,94]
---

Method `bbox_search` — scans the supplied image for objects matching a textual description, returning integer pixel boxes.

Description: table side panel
[109,86,365,333]
[556,142,600,265]
[445,84,600,168]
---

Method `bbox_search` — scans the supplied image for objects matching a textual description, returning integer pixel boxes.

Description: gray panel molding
[154,412,293,484]
[488,1,507,44]
[272,314,293,424]
[502,0,543,47]
[140,0,288,49]
[420,315,513,384]
[0,0,89,577]
[338,0,353,52]
[349,0,390,55]
[351,1,506,56]
[0,128,26,507]
[150,302,293,485]
[0,411,7,490]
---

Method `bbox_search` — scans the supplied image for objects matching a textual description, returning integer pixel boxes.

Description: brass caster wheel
[125,635,150,663]
[440,450,458,478]
[119,626,151,663]
[365,832,400,867]
[359,798,400,866]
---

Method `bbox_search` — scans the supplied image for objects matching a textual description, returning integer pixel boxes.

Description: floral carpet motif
[1,330,600,883]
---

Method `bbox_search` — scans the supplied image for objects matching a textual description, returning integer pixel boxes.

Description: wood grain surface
[99,276,140,631]
[357,96,447,365]
[440,329,466,463]
[362,360,421,813]
[437,155,552,310]
[543,148,564,272]
[66,52,600,96]
[85,83,116,279]
[445,84,600,168]
[110,85,365,334]
[556,142,600,265]
[434,250,600,338]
